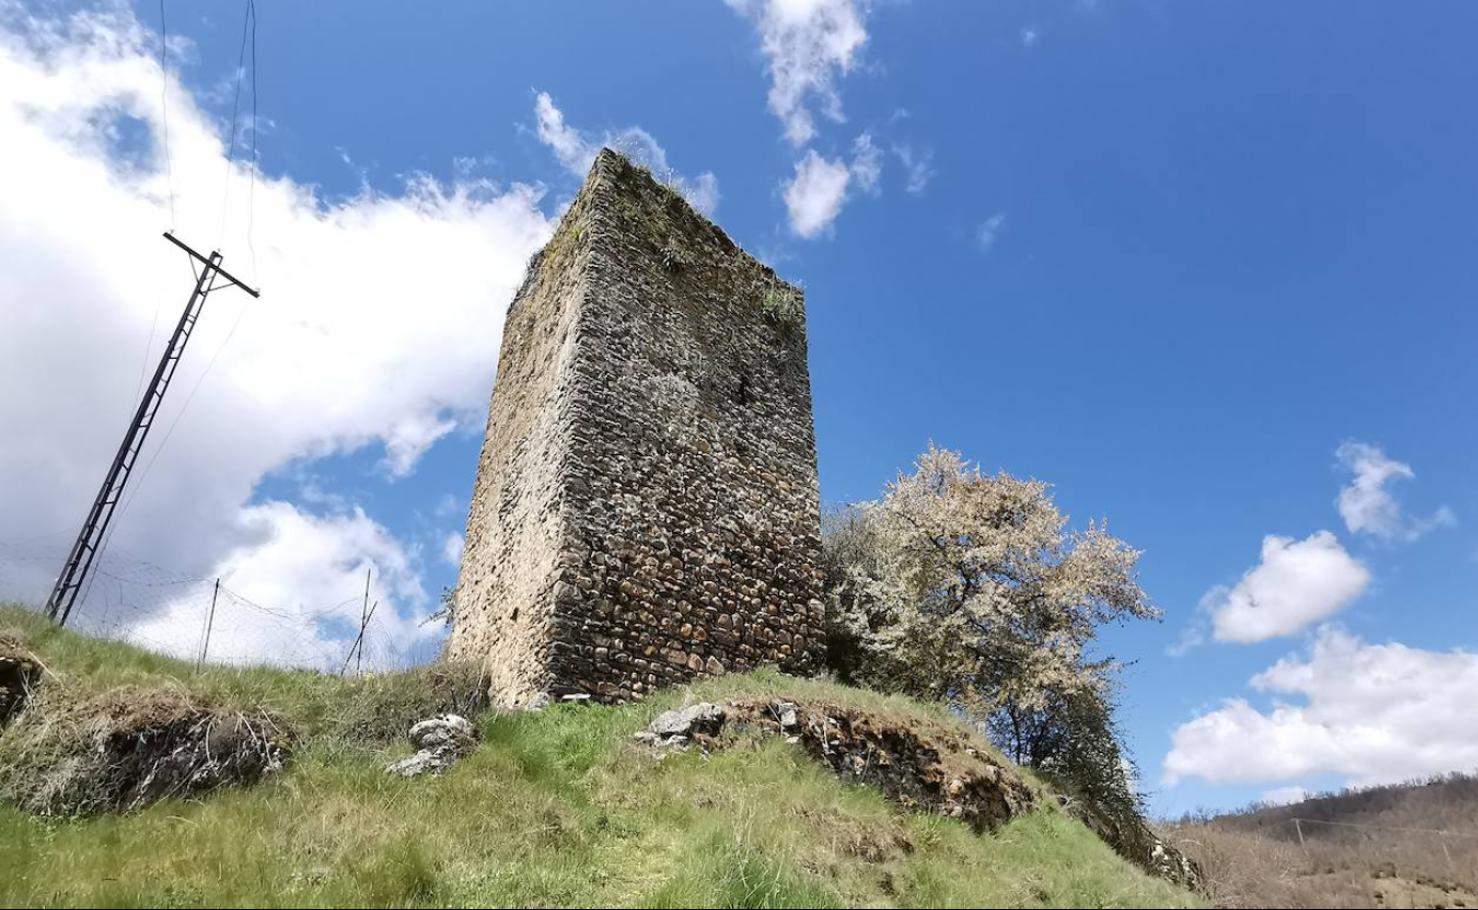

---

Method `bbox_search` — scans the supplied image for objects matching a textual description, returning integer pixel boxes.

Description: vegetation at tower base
[819,444,1191,886]
[0,605,1199,908]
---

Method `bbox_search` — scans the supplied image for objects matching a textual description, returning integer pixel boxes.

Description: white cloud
[0,6,553,665]
[783,148,851,238]
[725,0,869,146]
[1336,441,1454,541]
[977,212,1007,250]
[532,90,591,173]
[383,413,458,478]
[1204,531,1370,643]
[892,142,934,195]
[1260,785,1309,806]
[532,90,719,215]
[1021,27,1040,47]
[441,531,464,567]
[1165,627,1478,788]
[123,503,435,669]
[850,132,882,194]
[778,134,883,237]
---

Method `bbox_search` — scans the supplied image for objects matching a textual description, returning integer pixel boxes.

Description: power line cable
[247,0,258,278]
[110,274,251,530]
[158,0,176,230]
[220,0,255,247]
[112,4,264,560]
[139,0,178,402]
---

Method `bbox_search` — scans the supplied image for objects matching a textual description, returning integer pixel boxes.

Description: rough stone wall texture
[446,149,825,706]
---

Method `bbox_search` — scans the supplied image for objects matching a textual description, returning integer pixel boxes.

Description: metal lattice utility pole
[45,232,259,627]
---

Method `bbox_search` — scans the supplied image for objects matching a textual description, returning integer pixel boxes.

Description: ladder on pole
[45,232,260,627]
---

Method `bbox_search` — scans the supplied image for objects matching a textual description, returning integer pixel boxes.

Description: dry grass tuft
[0,681,290,816]
[0,627,44,724]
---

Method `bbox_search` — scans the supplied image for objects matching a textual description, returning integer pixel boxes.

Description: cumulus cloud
[850,132,882,194]
[0,6,552,666]
[532,90,719,215]
[1336,441,1454,542]
[977,212,1007,251]
[1205,532,1370,643]
[441,531,464,567]
[725,0,869,147]
[123,503,431,667]
[892,142,934,195]
[783,148,851,237]
[1260,785,1309,806]
[779,136,887,237]
[1165,627,1478,788]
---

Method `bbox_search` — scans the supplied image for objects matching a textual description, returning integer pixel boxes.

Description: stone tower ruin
[446,149,825,706]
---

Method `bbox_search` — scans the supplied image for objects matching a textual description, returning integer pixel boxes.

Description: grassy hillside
[0,605,1198,908]
[1166,777,1478,908]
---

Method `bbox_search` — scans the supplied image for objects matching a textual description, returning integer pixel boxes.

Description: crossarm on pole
[163,231,260,298]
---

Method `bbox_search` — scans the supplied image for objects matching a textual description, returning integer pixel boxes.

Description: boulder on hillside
[386,713,478,778]
[634,701,727,750]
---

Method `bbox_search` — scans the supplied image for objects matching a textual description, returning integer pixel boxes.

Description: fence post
[197,578,219,672]
[355,599,375,676]
[1294,818,1305,847]
[342,599,378,676]
[342,568,372,675]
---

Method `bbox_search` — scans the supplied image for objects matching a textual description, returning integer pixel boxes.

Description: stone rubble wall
[444,183,595,706]
[449,149,825,705]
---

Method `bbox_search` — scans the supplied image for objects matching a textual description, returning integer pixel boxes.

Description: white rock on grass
[386,714,478,778]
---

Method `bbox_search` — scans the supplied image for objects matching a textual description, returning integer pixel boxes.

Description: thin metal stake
[355,568,371,673]
[198,578,220,671]
[356,601,377,676]
[342,597,379,677]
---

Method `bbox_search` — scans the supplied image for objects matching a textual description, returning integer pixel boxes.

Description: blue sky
[1,0,1475,815]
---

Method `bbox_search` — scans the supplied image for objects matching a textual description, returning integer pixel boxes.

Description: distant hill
[1166,775,1478,908]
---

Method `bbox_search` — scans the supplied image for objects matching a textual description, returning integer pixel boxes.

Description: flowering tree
[822,444,1160,820]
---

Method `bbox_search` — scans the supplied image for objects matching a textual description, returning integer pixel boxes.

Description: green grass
[0,605,1200,908]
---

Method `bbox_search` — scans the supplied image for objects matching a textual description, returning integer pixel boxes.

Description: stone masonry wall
[447,149,825,706]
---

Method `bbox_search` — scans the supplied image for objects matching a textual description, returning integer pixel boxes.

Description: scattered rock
[1064,793,1204,892]
[635,702,727,751]
[770,700,799,732]
[409,714,474,749]
[386,713,478,778]
[1149,838,1202,891]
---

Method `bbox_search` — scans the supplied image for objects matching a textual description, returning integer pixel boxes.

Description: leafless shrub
[1164,774,1478,908]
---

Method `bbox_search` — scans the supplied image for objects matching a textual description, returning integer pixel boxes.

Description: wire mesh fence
[0,536,439,672]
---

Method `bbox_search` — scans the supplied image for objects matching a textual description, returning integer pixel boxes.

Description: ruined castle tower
[445,149,825,706]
